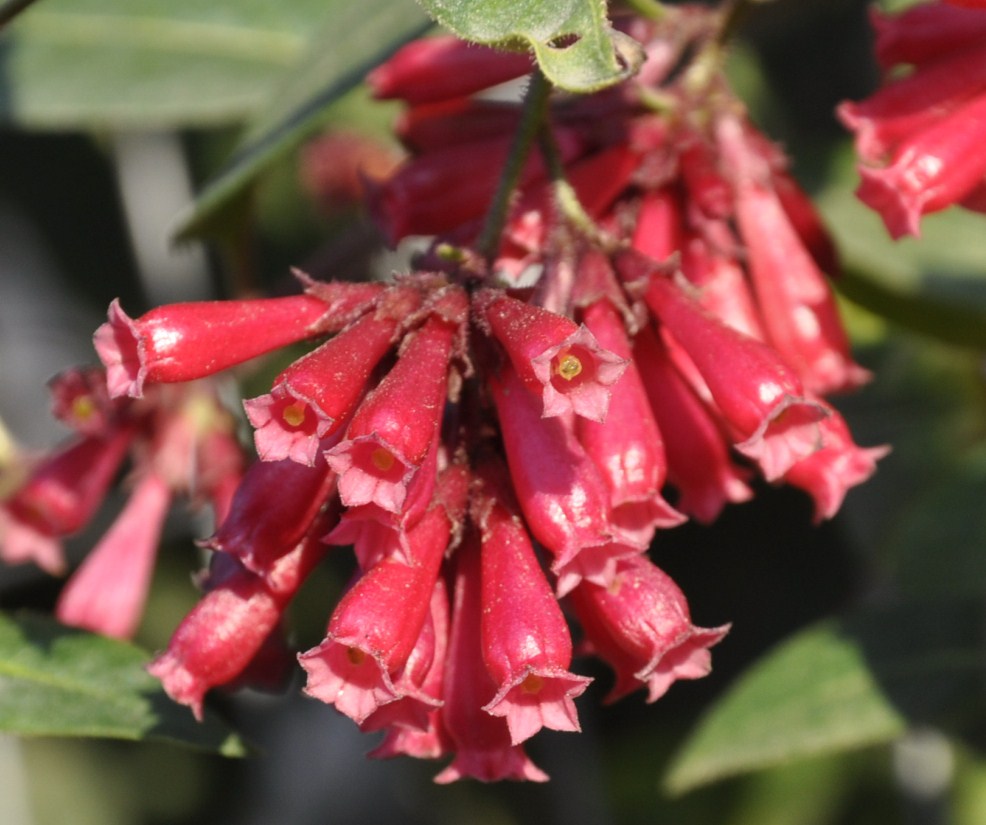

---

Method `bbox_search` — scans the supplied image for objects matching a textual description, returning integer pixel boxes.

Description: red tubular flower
[783,404,889,523]
[434,535,549,784]
[631,187,683,263]
[718,118,870,395]
[473,463,591,744]
[206,451,337,582]
[368,35,532,105]
[870,3,986,67]
[55,472,171,639]
[326,298,463,514]
[631,258,827,480]
[570,556,729,703]
[299,467,466,724]
[149,520,331,720]
[490,363,638,595]
[477,290,628,422]
[360,576,448,736]
[397,99,524,152]
[326,435,440,569]
[368,131,583,245]
[577,298,684,543]
[244,287,421,465]
[94,282,380,399]
[1,427,134,573]
[854,91,986,239]
[633,326,752,523]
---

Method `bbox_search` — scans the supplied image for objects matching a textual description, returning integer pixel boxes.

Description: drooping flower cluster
[0,4,883,783]
[839,0,986,237]
[0,368,243,639]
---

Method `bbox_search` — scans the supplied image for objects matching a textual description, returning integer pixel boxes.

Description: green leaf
[664,600,986,795]
[174,0,429,239]
[0,0,338,128]
[416,0,644,92]
[0,612,247,756]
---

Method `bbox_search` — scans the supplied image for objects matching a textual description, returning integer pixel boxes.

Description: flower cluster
[0,368,243,639]
[839,0,986,237]
[0,4,882,783]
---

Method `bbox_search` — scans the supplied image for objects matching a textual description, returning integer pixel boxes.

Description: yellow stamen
[521,673,544,695]
[371,448,396,472]
[554,353,583,382]
[346,647,366,666]
[71,396,95,421]
[282,402,306,428]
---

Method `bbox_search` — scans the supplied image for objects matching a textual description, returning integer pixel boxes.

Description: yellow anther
[346,647,366,666]
[520,673,544,695]
[554,353,583,382]
[371,448,396,472]
[281,402,306,428]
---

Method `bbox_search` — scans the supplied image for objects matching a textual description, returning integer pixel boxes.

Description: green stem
[475,71,552,262]
[839,265,986,350]
[623,0,668,21]
[537,123,599,242]
[0,0,42,31]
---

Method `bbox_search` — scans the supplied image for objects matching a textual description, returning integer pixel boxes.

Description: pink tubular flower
[368,35,532,105]
[55,472,171,639]
[434,535,548,784]
[570,556,729,703]
[577,298,684,543]
[473,464,591,744]
[1,427,134,573]
[326,299,463,514]
[633,326,753,523]
[94,285,377,399]
[244,287,421,465]
[476,290,627,422]
[632,258,827,480]
[206,452,337,582]
[854,91,986,239]
[839,7,986,236]
[490,363,636,594]
[783,405,890,523]
[870,3,986,67]
[718,117,870,394]
[360,576,448,737]
[149,520,331,720]
[299,468,465,724]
